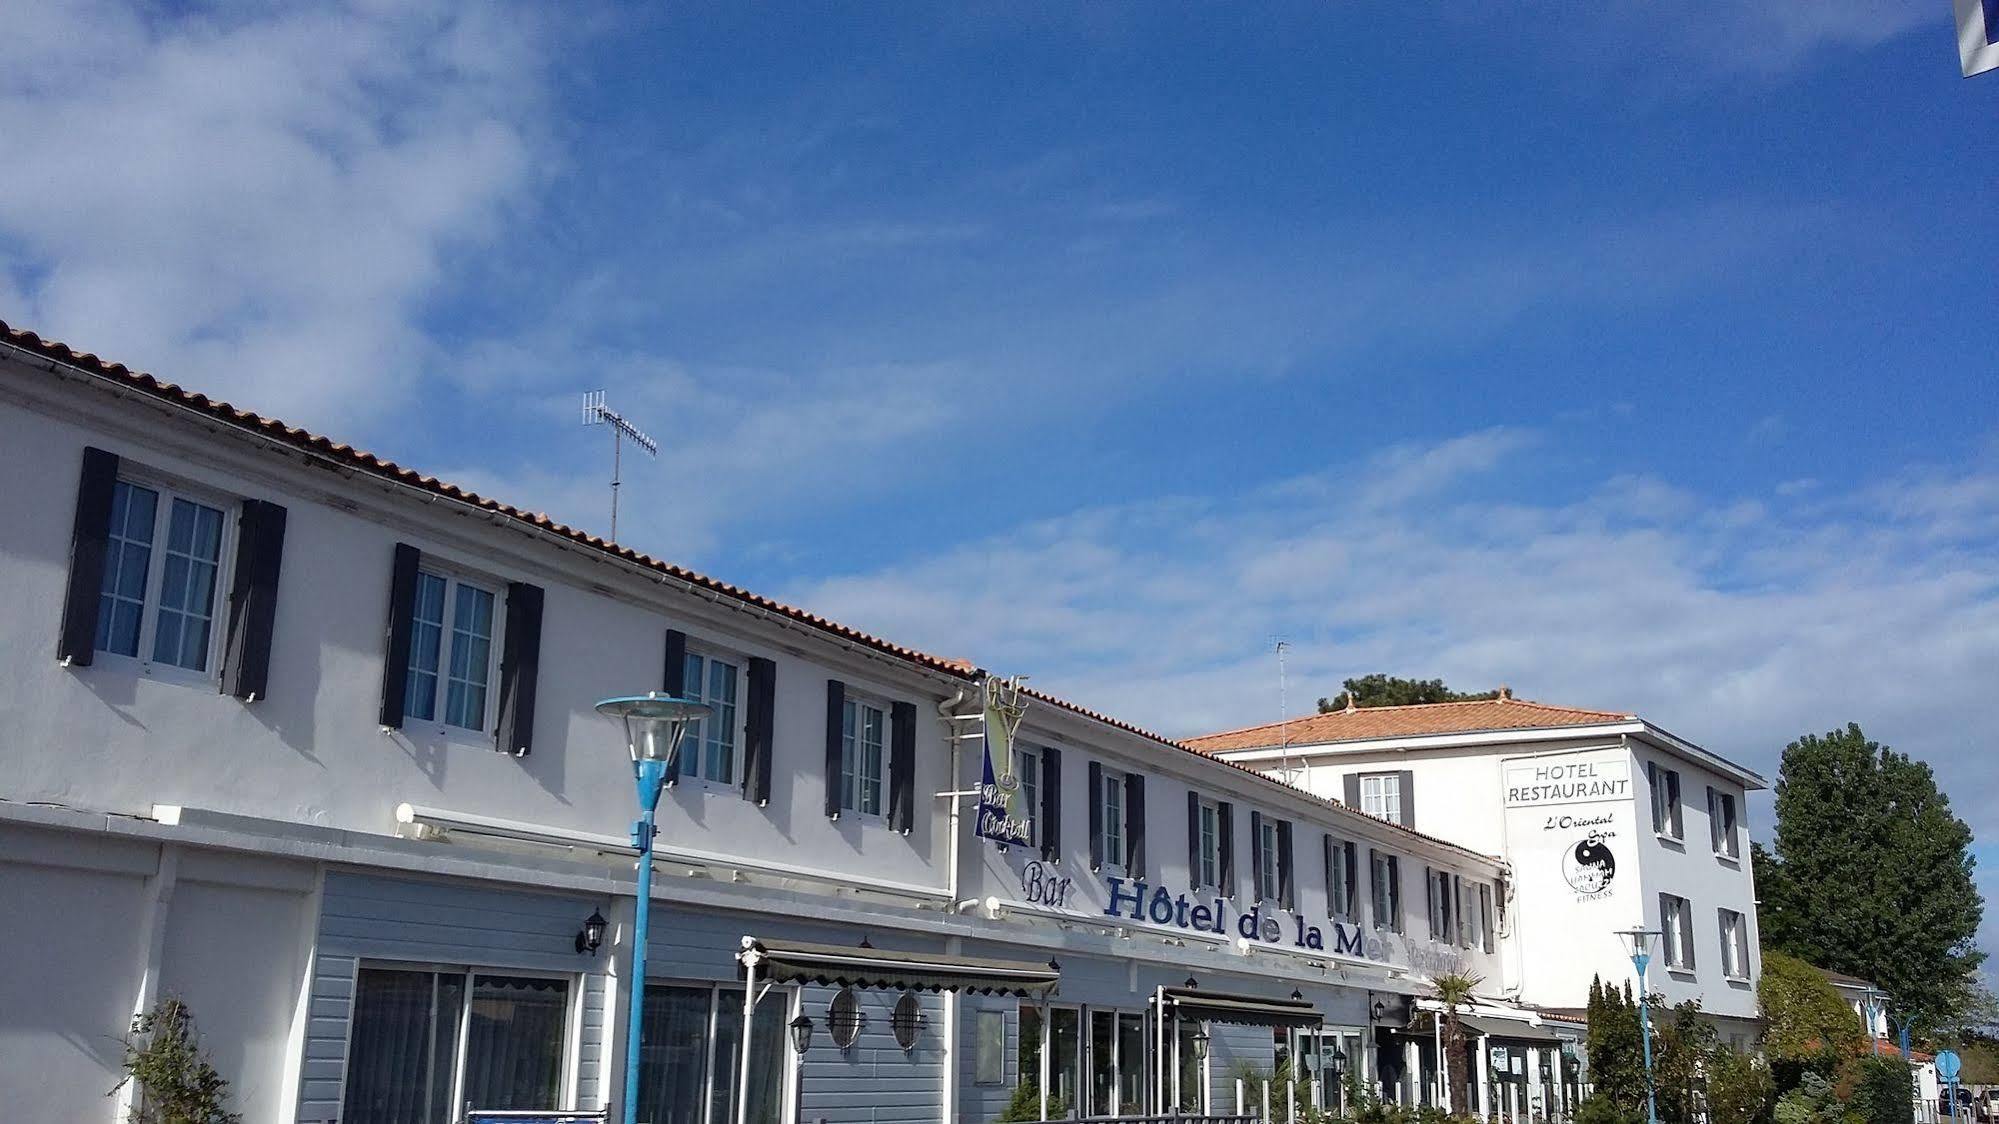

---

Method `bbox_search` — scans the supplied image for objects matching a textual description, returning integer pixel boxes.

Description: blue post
[623,756,667,1124]
[1633,952,1660,1124]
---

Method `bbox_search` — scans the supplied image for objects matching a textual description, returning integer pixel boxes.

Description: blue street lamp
[597,692,712,1124]
[1863,988,1912,1063]
[1616,928,1663,1124]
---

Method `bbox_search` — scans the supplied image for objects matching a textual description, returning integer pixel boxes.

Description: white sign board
[1504,758,1631,807]
[1957,0,1999,77]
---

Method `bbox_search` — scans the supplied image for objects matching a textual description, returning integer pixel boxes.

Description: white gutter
[393,803,954,903]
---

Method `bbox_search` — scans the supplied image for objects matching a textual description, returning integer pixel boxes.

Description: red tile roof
[1183,695,1636,754]
[0,318,1504,866]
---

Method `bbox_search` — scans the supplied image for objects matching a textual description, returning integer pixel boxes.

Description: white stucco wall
[1631,745,1761,1021]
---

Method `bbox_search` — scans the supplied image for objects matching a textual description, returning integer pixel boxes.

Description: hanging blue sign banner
[974,681,1033,847]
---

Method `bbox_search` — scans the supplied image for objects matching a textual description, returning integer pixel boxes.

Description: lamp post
[1616,928,1663,1124]
[597,692,712,1124]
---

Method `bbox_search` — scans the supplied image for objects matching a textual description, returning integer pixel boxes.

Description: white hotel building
[0,321,1581,1124]
[1187,693,1767,1047]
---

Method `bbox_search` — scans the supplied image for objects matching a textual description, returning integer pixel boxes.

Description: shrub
[1575,1091,1646,1124]
[111,997,240,1124]
[1849,1056,1913,1124]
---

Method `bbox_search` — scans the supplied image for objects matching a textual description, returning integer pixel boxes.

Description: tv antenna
[582,390,658,541]
[1275,638,1293,784]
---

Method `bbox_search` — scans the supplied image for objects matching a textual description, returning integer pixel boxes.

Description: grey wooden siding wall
[295,871,615,1123]
[957,995,1018,1124]
[796,983,946,1124]
[1208,1021,1276,1113]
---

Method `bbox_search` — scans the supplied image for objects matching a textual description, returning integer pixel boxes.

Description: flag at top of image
[1958,0,1999,76]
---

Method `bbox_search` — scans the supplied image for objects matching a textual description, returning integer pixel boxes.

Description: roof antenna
[582,390,658,542]
[1275,638,1292,784]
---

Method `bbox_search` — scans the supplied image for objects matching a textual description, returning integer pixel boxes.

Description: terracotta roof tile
[0,318,1504,867]
[1183,696,1636,754]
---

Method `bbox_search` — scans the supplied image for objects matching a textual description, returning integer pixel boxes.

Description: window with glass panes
[681,651,741,784]
[1370,851,1401,932]
[841,698,887,815]
[1718,908,1749,978]
[1660,893,1696,969]
[404,570,496,730]
[1709,787,1740,859]
[1197,801,1221,890]
[1256,816,1281,902]
[340,967,569,1123]
[1099,770,1124,870]
[635,982,788,1124]
[1360,774,1403,823]
[94,479,228,672]
[1016,749,1040,845]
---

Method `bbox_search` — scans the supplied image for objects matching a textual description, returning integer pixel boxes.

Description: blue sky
[4,3,1998,956]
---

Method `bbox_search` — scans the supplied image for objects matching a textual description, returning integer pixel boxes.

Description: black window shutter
[1187,791,1203,887]
[1277,819,1295,910]
[1124,773,1146,877]
[1343,841,1358,917]
[1389,855,1403,932]
[221,499,288,701]
[1342,773,1361,810]
[1323,834,1336,917]
[1087,761,1104,871]
[1425,865,1438,939]
[889,700,918,835]
[661,629,688,784]
[1396,770,1416,827]
[378,542,421,728]
[1039,746,1062,862]
[57,446,120,666]
[1248,810,1265,898]
[1453,873,1468,947]
[1218,801,1236,897]
[743,657,776,807]
[495,582,543,756]
[824,680,846,819]
[1481,883,1496,953]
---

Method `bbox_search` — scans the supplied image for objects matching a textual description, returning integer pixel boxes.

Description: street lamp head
[1614,927,1662,960]
[594,693,712,766]
[1330,1045,1349,1073]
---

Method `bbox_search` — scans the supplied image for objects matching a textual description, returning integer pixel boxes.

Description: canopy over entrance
[1461,1013,1566,1044]
[738,938,1060,996]
[1161,986,1323,1029]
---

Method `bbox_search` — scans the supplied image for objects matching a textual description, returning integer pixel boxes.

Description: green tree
[1756,724,1986,1039]
[1586,976,1650,1114]
[1758,950,1864,1082]
[1706,1048,1777,1124]
[1317,674,1499,713]
[1848,1056,1913,1124]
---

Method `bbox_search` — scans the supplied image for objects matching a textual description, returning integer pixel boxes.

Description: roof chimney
[1344,690,1357,714]
[1498,685,1512,702]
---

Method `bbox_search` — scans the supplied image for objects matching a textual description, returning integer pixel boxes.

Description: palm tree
[1432,971,1487,1115]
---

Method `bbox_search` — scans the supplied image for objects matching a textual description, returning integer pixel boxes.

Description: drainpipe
[938,686,972,905]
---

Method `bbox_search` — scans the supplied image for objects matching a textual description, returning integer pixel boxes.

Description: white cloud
[0,0,550,428]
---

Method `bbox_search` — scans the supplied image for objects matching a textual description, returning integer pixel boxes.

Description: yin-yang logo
[1562,833,1617,894]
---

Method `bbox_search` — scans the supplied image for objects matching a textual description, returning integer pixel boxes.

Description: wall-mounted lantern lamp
[1192,1030,1210,1061]
[575,910,607,955]
[789,1015,814,1055]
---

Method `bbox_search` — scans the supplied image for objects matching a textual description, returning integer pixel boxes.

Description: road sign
[1938,1050,1963,1082]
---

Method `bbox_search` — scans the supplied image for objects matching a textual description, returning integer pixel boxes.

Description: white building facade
[1189,694,1767,1047]
[0,323,1549,1124]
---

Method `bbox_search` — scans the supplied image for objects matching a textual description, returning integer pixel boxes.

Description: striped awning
[1163,987,1323,1029]
[740,939,1060,996]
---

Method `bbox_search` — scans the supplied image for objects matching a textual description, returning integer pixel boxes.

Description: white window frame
[1649,763,1684,841]
[1718,908,1749,979]
[1256,816,1281,903]
[93,472,237,683]
[1709,787,1740,860]
[341,961,578,1118]
[1099,768,1125,872]
[1198,800,1222,892]
[842,694,889,817]
[680,646,745,788]
[403,563,504,737]
[1359,773,1403,823]
[1660,893,1695,971]
[1016,748,1041,846]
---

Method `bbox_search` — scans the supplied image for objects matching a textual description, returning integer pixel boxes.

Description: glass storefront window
[637,982,788,1124]
[341,967,566,1124]
[1175,1020,1205,1113]
[1049,1007,1082,1118]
